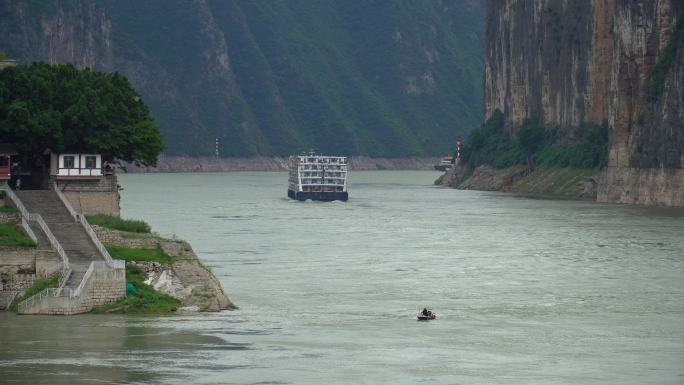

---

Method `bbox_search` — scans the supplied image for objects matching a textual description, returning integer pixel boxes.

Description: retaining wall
[55,176,120,216]
[23,268,125,315]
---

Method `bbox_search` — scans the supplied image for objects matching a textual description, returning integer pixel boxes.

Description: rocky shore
[436,164,599,199]
[93,225,235,312]
[122,156,438,173]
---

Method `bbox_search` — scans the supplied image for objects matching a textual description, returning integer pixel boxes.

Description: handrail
[52,183,79,221]
[30,213,69,271]
[52,182,120,267]
[17,287,51,313]
[0,186,30,219]
[17,261,121,313]
[79,214,116,265]
[20,216,38,244]
[1,186,67,266]
[58,269,72,289]
[74,261,97,297]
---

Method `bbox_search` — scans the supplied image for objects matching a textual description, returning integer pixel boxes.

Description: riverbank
[91,221,235,313]
[435,164,599,199]
[121,155,438,172]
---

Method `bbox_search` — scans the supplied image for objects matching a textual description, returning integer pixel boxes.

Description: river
[1,171,683,384]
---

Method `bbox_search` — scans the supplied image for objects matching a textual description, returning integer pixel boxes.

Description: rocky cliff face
[0,0,485,158]
[485,0,683,206]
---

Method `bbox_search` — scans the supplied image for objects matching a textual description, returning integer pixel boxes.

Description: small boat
[417,310,436,321]
[433,156,454,171]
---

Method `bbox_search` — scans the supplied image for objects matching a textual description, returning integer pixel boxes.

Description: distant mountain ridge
[0,0,484,157]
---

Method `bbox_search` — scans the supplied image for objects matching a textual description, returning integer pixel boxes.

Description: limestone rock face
[486,0,683,205]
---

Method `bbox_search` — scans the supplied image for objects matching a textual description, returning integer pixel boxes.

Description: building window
[63,156,75,169]
[85,156,97,169]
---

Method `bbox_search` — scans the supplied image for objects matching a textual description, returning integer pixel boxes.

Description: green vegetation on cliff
[0,0,484,157]
[0,63,164,165]
[462,111,608,170]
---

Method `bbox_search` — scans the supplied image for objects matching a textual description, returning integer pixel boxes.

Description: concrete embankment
[122,156,438,172]
[436,164,599,199]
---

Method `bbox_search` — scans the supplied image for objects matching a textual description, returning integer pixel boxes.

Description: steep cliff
[485,0,684,206]
[0,0,485,158]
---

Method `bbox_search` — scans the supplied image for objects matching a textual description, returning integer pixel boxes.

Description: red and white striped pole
[455,135,462,165]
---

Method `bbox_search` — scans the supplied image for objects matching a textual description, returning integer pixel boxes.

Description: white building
[50,153,103,178]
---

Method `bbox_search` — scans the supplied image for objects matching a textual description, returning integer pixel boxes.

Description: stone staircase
[16,190,105,290]
[8,189,125,314]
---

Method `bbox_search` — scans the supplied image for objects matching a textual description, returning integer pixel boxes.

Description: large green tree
[0,62,163,165]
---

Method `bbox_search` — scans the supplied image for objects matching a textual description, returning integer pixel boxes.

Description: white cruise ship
[287,152,348,201]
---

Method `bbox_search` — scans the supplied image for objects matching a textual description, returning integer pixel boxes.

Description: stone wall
[21,267,125,315]
[55,175,120,216]
[0,211,20,224]
[0,248,60,293]
[2,274,34,291]
[92,225,160,248]
[0,248,62,292]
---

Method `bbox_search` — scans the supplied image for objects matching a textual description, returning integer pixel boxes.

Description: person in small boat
[421,308,429,317]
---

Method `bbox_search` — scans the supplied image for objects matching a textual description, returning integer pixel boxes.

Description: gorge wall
[0,0,484,158]
[485,0,684,206]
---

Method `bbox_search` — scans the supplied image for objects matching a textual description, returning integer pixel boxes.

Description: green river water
[1,171,683,384]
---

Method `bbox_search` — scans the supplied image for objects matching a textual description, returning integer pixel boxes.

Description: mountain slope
[0,0,484,157]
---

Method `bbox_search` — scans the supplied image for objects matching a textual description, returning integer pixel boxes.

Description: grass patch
[92,265,180,314]
[0,206,19,213]
[86,214,151,233]
[9,275,59,312]
[106,245,174,264]
[0,222,36,247]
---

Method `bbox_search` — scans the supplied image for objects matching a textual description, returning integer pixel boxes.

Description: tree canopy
[0,62,164,165]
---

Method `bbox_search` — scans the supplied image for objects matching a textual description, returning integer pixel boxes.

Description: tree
[0,62,163,165]
[517,119,546,170]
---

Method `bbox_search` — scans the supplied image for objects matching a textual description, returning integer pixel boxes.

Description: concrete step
[65,270,86,289]
[26,222,50,249]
